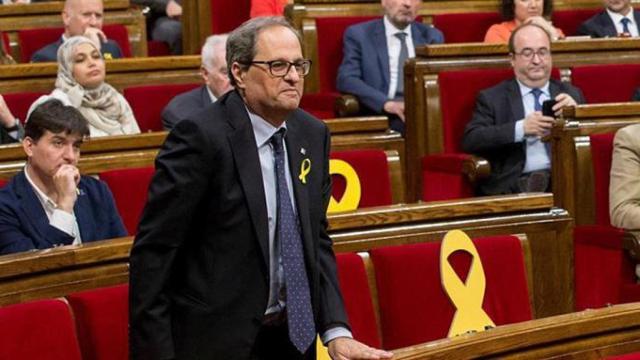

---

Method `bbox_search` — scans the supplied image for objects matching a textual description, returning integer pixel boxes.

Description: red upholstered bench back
[209,0,250,34]
[3,91,47,123]
[315,16,377,93]
[18,24,132,62]
[432,12,502,43]
[552,8,601,36]
[67,285,129,360]
[371,234,532,349]
[0,299,82,360]
[330,149,393,208]
[571,64,640,103]
[123,83,200,132]
[590,132,616,226]
[100,166,155,235]
[335,253,381,348]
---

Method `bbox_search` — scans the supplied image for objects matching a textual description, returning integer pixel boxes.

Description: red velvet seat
[330,149,393,209]
[371,235,532,349]
[606,353,640,360]
[335,253,381,348]
[66,285,129,360]
[3,91,48,123]
[147,40,170,57]
[571,64,640,103]
[432,12,502,43]
[123,83,200,132]
[100,167,155,235]
[574,133,640,310]
[0,299,82,359]
[552,8,601,36]
[209,0,250,34]
[17,24,132,62]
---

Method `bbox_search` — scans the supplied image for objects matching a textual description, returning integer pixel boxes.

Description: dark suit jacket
[161,85,212,130]
[129,90,349,360]
[576,9,640,37]
[0,171,126,255]
[462,78,585,195]
[31,37,123,62]
[336,18,444,113]
[632,87,640,101]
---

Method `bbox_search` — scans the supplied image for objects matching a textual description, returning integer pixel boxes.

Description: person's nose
[62,145,77,163]
[283,64,301,83]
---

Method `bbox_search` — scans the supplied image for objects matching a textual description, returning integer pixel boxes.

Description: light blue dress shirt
[514,80,551,173]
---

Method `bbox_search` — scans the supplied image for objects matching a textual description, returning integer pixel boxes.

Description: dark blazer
[462,78,585,195]
[129,90,348,360]
[576,9,640,37]
[31,37,123,62]
[0,171,126,255]
[336,18,444,113]
[632,87,640,101]
[161,85,212,130]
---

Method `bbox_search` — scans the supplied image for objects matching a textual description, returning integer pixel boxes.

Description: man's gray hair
[226,16,302,86]
[201,34,228,70]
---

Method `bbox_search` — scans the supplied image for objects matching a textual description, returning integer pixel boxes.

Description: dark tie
[531,88,543,112]
[621,18,632,35]
[395,32,408,97]
[270,129,316,353]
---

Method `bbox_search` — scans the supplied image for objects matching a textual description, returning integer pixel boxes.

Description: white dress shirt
[384,16,415,99]
[514,81,552,173]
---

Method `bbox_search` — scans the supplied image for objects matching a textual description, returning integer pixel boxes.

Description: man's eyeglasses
[512,48,550,60]
[246,59,312,77]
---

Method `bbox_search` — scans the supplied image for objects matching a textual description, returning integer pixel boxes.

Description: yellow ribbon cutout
[327,159,361,213]
[103,53,113,60]
[440,230,495,338]
[299,158,311,184]
[316,335,330,360]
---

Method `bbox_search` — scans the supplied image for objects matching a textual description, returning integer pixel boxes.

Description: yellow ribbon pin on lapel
[299,158,311,184]
[440,230,495,338]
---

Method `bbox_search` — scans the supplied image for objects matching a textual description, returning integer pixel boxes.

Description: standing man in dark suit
[31,0,123,62]
[577,0,640,37]
[161,34,232,130]
[129,17,392,360]
[0,99,126,255]
[336,0,444,134]
[462,23,585,196]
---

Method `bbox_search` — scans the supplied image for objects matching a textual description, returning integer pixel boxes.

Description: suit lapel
[633,10,640,34]
[411,22,425,46]
[226,93,270,267]
[373,20,391,92]
[15,172,54,241]
[284,116,315,263]
[549,79,561,98]
[507,79,525,122]
[600,11,619,37]
[74,184,93,241]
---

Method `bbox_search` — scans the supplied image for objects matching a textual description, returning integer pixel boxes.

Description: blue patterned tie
[270,129,316,353]
[531,88,543,112]
[395,32,408,97]
[621,18,631,35]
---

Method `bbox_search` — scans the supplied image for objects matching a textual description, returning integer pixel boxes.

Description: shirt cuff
[50,209,76,237]
[514,119,525,142]
[321,326,353,345]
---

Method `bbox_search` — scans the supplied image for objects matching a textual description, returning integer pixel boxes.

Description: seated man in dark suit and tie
[31,0,123,62]
[0,99,126,255]
[161,34,232,130]
[336,0,444,135]
[577,0,640,37]
[462,23,585,196]
[129,16,392,360]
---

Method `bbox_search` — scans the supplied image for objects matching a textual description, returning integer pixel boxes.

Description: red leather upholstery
[606,353,640,360]
[3,91,47,123]
[0,299,82,359]
[209,0,250,34]
[18,24,132,62]
[432,12,502,43]
[123,83,199,132]
[67,285,129,360]
[552,8,601,36]
[591,132,616,225]
[330,149,393,209]
[371,235,532,349]
[147,40,170,57]
[571,64,640,103]
[300,92,337,119]
[335,253,381,348]
[100,167,155,235]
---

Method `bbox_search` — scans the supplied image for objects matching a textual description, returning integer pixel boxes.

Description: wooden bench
[0,0,147,62]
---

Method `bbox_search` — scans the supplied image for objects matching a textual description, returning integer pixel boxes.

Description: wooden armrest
[623,231,640,263]
[462,155,491,184]
[335,94,360,117]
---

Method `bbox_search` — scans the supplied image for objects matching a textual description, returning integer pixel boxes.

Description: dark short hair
[508,22,552,54]
[501,0,553,20]
[25,99,90,141]
[226,16,302,87]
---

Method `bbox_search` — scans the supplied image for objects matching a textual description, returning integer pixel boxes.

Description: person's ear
[231,62,246,90]
[22,136,34,158]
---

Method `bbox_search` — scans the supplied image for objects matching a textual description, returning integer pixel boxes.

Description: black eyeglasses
[513,47,550,60]
[246,59,312,77]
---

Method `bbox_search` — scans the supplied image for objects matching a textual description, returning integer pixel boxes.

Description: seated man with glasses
[462,23,585,195]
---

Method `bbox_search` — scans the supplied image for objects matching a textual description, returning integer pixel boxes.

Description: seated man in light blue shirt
[462,23,585,195]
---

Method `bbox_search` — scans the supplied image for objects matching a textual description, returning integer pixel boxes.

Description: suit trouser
[250,319,316,360]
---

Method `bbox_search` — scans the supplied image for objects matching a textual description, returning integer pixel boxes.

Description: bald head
[62,0,104,37]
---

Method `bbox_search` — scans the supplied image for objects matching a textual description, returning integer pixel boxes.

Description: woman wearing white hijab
[28,36,140,137]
